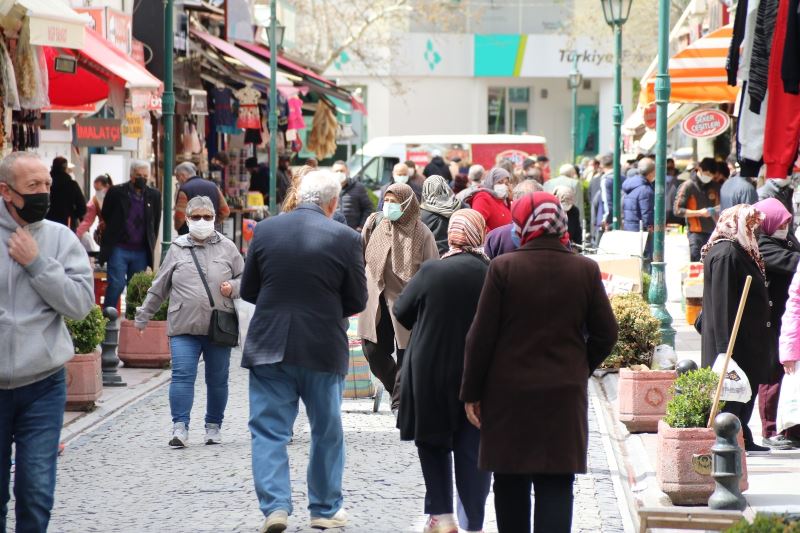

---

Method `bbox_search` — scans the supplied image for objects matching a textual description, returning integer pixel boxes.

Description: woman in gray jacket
[136,196,244,448]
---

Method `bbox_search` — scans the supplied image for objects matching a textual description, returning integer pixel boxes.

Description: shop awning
[637,104,699,150]
[78,28,163,90]
[0,0,91,49]
[642,25,739,105]
[190,29,292,86]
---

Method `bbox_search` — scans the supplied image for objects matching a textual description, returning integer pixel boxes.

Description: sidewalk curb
[61,370,171,446]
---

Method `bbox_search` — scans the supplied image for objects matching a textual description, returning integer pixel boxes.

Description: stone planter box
[118,319,171,368]
[656,420,748,505]
[66,350,102,411]
[618,368,676,433]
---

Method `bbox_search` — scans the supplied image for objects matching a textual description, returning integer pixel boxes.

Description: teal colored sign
[577,105,599,156]
[474,35,520,77]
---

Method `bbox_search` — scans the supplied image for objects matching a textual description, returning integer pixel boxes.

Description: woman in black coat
[393,209,491,533]
[419,175,461,256]
[754,198,800,448]
[701,204,774,454]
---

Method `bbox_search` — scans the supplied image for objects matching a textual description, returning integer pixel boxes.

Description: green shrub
[642,272,652,303]
[125,271,168,321]
[664,367,722,428]
[601,293,661,369]
[726,513,800,532]
[65,306,108,354]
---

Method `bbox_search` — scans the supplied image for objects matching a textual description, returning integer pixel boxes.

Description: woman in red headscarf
[460,192,618,533]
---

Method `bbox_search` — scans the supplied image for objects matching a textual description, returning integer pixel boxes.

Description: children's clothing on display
[212,87,239,134]
[287,96,305,130]
[235,86,261,129]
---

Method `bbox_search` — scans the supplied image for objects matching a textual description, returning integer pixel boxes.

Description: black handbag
[189,247,239,347]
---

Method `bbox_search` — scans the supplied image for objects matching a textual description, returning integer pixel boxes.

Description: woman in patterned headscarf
[461,192,618,532]
[393,209,491,533]
[420,175,462,256]
[359,183,439,413]
[700,204,774,454]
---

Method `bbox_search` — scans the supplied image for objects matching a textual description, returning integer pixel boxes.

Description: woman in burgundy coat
[460,192,618,533]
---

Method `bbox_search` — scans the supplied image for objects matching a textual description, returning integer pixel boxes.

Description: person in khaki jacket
[135,196,243,448]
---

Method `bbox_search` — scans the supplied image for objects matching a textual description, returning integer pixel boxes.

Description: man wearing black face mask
[100,160,162,309]
[0,152,94,532]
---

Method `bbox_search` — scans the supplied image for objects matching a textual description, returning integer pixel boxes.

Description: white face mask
[493,183,509,199]
[188,218,215,240]
[334,171,347,185]
[773,228,790,240]
[697,172,713,184]
[95,190,106,202]
[393,174,409,185]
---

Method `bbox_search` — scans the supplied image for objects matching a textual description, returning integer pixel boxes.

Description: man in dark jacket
[423,152,452,182]
[674,158,721,261]
[720,165,758,211]
[758,177,795,227]
[622,157,655,259]
[100,160,162,308]
[241,170,367,532]
[45,157,86,229]
[333,160,372,231]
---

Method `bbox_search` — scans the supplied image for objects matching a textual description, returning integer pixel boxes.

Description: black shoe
[763,435,794,450]
[745,442,771,456]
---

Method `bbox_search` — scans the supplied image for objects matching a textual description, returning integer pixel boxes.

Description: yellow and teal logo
[474,34,529,77]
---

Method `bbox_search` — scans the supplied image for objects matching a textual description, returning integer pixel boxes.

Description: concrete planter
[118,319,171,368]
[66,350,102,411]
[618,368,676,433]
[656,420,748,505]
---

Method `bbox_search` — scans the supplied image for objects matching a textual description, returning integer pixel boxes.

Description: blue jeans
[169,335,231,427]
[104,247,148,309]
[249,363,345,518]
[0,369,66,533]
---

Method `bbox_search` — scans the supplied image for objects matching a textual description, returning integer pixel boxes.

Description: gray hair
[468,164,485,183]
[175,162,197,177]
[186,196,215,216]
[513,179,543,200]
[558,163,577,178]
[638,157,656,176]
[130,159,150,176]
[298,170,341,207]
[0,152,42,185]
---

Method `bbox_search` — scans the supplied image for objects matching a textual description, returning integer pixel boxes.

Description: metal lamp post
[267,1,285,216]
[568,56,583,164]
[600,0,633,230]
[161,0,175,256]
[648,0,676,346]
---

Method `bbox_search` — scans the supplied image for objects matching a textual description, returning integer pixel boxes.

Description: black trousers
[416,416,492,531]
[493,473,575,533]
[722,393,758,447]
[361,294,404,408]
[688,232,711,262]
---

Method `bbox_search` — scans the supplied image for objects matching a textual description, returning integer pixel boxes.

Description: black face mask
[134,177,147,190]
[7,185,49,223]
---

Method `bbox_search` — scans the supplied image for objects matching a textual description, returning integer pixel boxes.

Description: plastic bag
[652,344,677,370]
[712,354,752,403]
[777,371,800,433]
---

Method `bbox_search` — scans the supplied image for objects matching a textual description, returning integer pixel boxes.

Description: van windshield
[346,150,367,176]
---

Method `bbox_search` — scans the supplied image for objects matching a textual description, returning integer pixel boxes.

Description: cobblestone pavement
[10,363,626,533]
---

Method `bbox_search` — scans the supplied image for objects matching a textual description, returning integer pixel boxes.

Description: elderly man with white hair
[544,163,584,224]
[99,159,161,309]
[173,161,230,235]
[241,170,367,533]
[136,196,243,448]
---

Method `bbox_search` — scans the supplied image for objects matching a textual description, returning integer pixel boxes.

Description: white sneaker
[169,422,188,448]
[205,423,222,445]
[423,514,458,533]
[260,510,288,533]
[310,509,348,529]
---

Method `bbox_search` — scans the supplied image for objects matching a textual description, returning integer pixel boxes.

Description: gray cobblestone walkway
[11,364,625,532]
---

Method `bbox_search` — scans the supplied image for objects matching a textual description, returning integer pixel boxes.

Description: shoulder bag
[188,246,239,347]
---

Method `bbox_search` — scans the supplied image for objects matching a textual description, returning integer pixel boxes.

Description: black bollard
[708,412,746,511]
[101,307,127,387]
[674,359,699,396]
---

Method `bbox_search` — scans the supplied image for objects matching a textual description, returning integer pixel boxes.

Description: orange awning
[642,25,739,105]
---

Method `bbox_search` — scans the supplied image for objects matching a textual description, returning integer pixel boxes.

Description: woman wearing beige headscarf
[359,183,439,413]
[552,185,583,247]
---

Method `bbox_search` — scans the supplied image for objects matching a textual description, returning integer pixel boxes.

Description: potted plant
[726,513,800,532]
[117,271,171,368]
[64,306,107,411]
[657,368,748,505]
[607,293,673,433]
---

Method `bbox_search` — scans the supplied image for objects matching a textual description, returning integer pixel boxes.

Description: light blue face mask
[383,202,404,222]
[510,224,521,248]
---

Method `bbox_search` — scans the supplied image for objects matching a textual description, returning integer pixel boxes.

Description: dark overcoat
[420,209,450,256]
[460,236,618,474]
[393,252,489,447]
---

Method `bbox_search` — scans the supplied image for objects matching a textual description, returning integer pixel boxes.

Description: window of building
[488,87,531,134]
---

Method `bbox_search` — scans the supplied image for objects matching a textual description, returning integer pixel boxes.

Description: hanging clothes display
[12,110,40,151]
[235,85,261,130]
[306,101,338,159]
[748,0,779,114]
[211,87,239,134]
[287,96,305,130]
[265,93,289,133]
[782,0,800,94]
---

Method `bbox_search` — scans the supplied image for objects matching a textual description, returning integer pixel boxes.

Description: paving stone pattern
[10,364,624,532]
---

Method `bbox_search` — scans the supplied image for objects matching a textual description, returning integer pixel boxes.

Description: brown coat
[460,236,618,474]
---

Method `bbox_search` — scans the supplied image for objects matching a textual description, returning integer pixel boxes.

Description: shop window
[488,87,531,135]
[488,87,506,134]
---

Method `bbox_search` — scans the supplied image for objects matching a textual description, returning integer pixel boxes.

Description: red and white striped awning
[642,25,739,105]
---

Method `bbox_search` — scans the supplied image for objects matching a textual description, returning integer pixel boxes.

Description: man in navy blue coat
[241,170,367,532]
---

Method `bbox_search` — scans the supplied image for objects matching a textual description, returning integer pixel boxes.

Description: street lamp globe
[267,19,285,49]
[600,0,634,26]
[568,70,583,90]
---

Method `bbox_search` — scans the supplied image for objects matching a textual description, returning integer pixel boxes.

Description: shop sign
[75,7,132,54]
[495,149,530,167]
[75,119,123,147]
[190,90,208,115]
[644,104,657,129]
[680,109,730,139]
[131,39,146,66]
[122,113,144,139]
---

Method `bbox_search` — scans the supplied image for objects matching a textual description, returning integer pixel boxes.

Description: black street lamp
[568,57,583,163]
[267,5,284,215]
